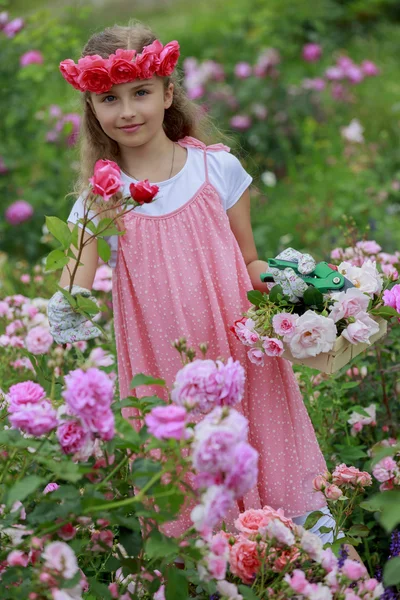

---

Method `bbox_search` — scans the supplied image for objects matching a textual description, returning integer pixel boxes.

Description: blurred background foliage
[1,0,400,264]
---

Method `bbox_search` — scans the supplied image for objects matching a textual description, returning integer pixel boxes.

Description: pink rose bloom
[87,347,114,368]
[89,159,122,201]
[356,240,382,255]
[345,65,364,84]
[361,60,380,76]
[75,55,112,93]
[288,311,337,358]
[193,428,237,474]
[206,554,227,580]
[62,367,114,417]
[232,317,260,346]
[43,541,78,578]
[262,505,294,529]
[272,313,298,338]
[262,337,284,357]
[300,530,323,562]
[229,536,262,584]
[234,62,252,79]
[8,380,46,411]
[338,259,383,295]
[43,483,59,494]
[325,66,344,81]
[91,529,114,552]
[356,471,372,487]
[378,252,398,264]
[372,456,397,483]
[20,50,44,67]
[108,49,139,84]
[57,420,91,455]
[329,287,370,322]
[284,569,311,594]
[265,519,295,546]
[154,584,166,600]
[383,284,400,312]
[324,484,343,500]
[332,463,370,487]
[158,40,180,77]
[247,347,264,366]
[312,474,327,491]
[7,550,29,567]
[302,78,326,91]
[230,115,252,131]
[341,312,379,345]
[191,485,235,533]
[25,325,53,354]
[321,548,338,573]
[92,264,113,293]
[171,359,222,413]
[9,401,58,436]
[217,581,243,599]
[145,405,187,440]
[342,558,368,580]
[382,263,399,280]
[20,274,30,284]
[210,533,229,557]
[197,407,249,444]
[234,508,268,535]
[87,408,115,441]
[302,43,322,62]
[330,247,344,259]
[224,442,258,498]
[216,357,245,407]
[5,200,34,225]
[134,39,162,78]
[3,17,24,38]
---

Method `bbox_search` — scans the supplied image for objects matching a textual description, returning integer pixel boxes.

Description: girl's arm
[58,223,99,290]
[227,188,269,293]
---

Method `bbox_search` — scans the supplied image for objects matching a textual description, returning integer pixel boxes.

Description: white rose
[300,529,323,562]
[338,260,383,295]
[264,519,295,546]
[289,311,337,358]
[261,171,277,187]
[348,403,376,426]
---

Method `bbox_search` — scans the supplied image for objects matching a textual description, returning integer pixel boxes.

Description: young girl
[50,23,335,541]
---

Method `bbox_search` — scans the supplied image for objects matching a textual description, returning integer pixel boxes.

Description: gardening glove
[47,285,102,345]
[268,247,316,303]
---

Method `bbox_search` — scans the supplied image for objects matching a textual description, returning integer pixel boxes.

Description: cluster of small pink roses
[331,239,399,279]
[372,452,400,491]
[5,366,115,451]
[313,464,372,501]
[144,358,259,537]
[209,505,383,599]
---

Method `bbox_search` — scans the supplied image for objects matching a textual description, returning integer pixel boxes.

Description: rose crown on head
[59,39,180,94]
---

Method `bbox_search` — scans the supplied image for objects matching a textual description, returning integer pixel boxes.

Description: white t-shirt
[67,145,252,268]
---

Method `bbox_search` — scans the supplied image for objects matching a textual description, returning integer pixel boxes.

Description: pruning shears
[260,259,355,294]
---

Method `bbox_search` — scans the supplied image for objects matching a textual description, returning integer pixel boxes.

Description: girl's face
[89,76,173,147]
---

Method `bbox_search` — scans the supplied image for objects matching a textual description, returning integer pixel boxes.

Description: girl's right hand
[47,285,102,345]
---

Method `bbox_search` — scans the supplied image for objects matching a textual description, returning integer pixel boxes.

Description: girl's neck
[119,129,175,181]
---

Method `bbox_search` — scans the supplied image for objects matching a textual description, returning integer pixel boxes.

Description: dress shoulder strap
[177,136,231,182]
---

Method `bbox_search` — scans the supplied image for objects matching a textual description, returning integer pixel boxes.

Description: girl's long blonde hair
[72,22,219,222]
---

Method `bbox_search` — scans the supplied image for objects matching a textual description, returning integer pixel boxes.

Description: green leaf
[97,237,111,263]
[88,579,112,600]
[371,444,400,467]
[34,456,83,483]
[318,526,333,534]
[334,444,367,462]
[118,526,142,557]
[247,289,265,307]
[131,458,162,488]
[303,286,324,307]
[347,524,370,538]
[130,374,166,388]
[383,556,400,586]
[75,295,100,316]
[268,284,284,303]
[165,567,188,600]
[370,306,400,319]
[361,492,400,531]
[341,382,360,390]
[45,248,69,271]
[145,531,179,559]
[348,403,371,415]
[45,216,72,249]
[70,223,79,249]
[238,585,260,600]
[304,510,325,530]
[7,475,45,508]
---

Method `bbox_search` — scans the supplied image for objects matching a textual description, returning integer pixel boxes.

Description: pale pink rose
[3,17,24,38]
[329,287,369,322]
[109,582,119,599]
[217,580,243,600]
[206,554,227,580]
[324,484,343,500]
[265,519,295,546]
[341,312,379,344]
[342,558,368,580]
[302,77,326,91]
[210,533,229,557]
[42,541,78,578]
[325,66,344,81]
[346,65,364,84]
[89,159,122,201]
[302,43,322,62]
[288,311,337,358]
[43,483,59,494]
[361,60,380,76]
[91,529,114,552]
[383,284,400,312]
[378,252,398,264]
[92,264,113,293]
[7,550,29,566]
[300,530,323,562]
[312,475,327,491]
[356,471,372,487]
[9,401,58,436]
[195,407,249,445]
[153,584,166,600]
[193,426,237,474]
[86,347,114,368]
[262,337,284,357]
[338,259,383,295]
[8,380,46,411]
[356,240,382,255]
[229,536,262,584]
[321,548,338,572]
[284,569,311,594]
[262,505,294,529]
[20,50,44,67]
[234,62,252,78]
[332,464,371,487]
[232,317,260,346]
[372,456,398,482]
[234,509,268,535]
[348,404,376,427]
[57,420,92,455]
[230,115,252,131]
[20,274,31,283]
[191,485,235,533]
[25,325,53,354]
[272,312,298,338]
[216,357,245,407]
[382,263,399,280]
[171,359,221,412]
[5,200,34,225]
[145,405,187,440]
[247,347,264,365]
[224,442,258,498]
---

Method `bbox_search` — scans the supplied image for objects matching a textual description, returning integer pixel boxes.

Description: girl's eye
[103,95,116,103]
[136,89,149,97]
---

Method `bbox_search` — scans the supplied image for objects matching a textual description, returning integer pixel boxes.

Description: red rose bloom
[129,180,159,204]
[77,55,112,93]
[135,40,163,79]
[59,59,82,91]
[158,41,180,76]
[108,49,139,84]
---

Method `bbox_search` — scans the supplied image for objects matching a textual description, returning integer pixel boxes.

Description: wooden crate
[282,316,387,374]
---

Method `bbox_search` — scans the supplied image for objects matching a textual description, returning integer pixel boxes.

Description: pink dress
[112,136,327,535]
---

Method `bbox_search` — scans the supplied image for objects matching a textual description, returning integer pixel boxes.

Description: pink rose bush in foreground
[232,241,399,366]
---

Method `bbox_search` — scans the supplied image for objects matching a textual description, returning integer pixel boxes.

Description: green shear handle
[261,259,354,294]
